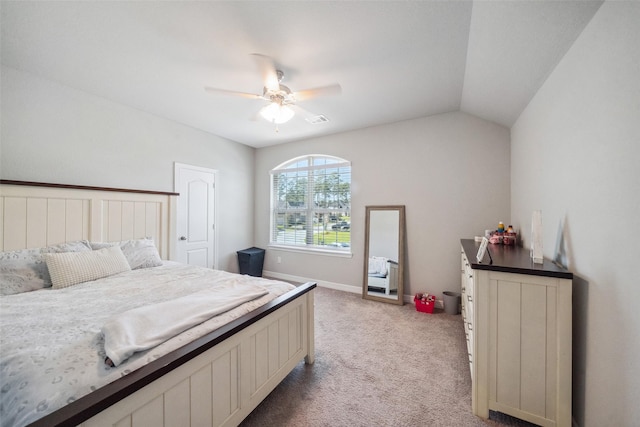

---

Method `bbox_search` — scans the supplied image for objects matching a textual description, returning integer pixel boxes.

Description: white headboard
[0,181,177,259]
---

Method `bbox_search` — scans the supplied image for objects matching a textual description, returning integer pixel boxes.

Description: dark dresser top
[461,239,573,280]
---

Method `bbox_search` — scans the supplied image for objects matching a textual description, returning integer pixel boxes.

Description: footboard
[79,286,314,427]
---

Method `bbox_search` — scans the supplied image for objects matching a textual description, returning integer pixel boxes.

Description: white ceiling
[1,1,603,148]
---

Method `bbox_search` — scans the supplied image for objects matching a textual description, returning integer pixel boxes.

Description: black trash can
[237,247,265,277]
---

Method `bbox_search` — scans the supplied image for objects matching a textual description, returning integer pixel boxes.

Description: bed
[0,180,316,427]
[367,257,398,295]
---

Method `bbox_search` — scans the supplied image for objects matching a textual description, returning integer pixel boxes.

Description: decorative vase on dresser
[460,239,573,427]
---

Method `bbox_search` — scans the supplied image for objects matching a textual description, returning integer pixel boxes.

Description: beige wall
[3,5,634,423]
[0,66,256,272]
[255,112,510,298]
[510,2,640,425]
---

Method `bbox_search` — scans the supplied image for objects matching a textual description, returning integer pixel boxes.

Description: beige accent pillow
[45,246,131,289]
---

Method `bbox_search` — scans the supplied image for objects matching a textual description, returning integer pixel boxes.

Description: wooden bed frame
[0,180,316,427]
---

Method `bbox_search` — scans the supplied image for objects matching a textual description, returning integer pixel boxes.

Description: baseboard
[264,270,427,305]
[263,270,361,294]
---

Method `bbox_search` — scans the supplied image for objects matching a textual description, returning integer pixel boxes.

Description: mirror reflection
[363,205,405,305]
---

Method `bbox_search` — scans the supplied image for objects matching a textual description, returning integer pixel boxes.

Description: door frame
[174,162,219,269]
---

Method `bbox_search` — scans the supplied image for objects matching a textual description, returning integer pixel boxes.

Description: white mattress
[0,262,295,427]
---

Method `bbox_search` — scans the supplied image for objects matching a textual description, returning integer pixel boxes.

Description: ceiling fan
[204,54,341,128]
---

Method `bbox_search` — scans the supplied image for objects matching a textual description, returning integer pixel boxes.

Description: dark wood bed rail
[27,282,316,427]
[0,180,179,196]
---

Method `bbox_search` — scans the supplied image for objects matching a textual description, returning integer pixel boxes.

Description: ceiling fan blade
[290,104,319,121]
[250,53,280,91]
[294,83,342,101]
[204,87,262,100]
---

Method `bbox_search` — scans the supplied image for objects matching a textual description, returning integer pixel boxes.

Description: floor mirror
[362,205,405,305]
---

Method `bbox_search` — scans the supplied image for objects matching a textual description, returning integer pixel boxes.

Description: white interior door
[175,163,217,268]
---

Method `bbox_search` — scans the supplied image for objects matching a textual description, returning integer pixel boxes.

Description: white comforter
[0,262,295,427]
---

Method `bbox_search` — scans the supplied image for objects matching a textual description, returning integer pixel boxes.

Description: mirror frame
[362,205,405,305]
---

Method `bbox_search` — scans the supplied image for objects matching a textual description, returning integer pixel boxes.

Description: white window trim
[268,244,353,258]
[269,154,351,255]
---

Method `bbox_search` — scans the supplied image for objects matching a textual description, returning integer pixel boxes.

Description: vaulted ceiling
[1,1,603,148]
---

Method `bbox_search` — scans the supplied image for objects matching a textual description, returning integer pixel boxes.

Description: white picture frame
[477,236,489,263]
[531,210,543,264]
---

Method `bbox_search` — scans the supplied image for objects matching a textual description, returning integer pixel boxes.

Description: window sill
[268,244,353,258]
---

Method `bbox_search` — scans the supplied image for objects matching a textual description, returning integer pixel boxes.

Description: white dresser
[460,239,573,427]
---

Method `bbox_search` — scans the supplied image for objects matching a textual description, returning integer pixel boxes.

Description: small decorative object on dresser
[476,236,489,263]
[531,210,544,263]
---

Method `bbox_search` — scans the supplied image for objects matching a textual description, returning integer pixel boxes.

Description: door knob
[179,236,187,241]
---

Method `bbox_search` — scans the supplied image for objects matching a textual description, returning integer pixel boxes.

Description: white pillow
[0,241,92,295]
[90,238,163,270]
[120,238,163,269]
[45,246,131,289]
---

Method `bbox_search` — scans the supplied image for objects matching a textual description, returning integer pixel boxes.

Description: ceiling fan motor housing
[263,83,295,105]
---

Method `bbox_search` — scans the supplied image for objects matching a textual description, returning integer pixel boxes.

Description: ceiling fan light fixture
[260,102,295,124]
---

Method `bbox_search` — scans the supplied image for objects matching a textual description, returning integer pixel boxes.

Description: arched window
[270,155,351,252]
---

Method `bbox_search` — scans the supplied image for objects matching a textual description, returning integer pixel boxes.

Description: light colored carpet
[240,286,533,427]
